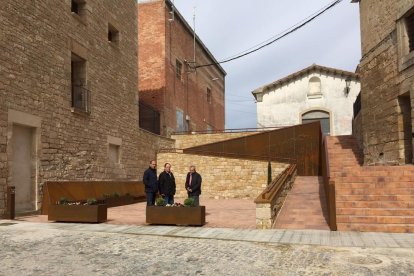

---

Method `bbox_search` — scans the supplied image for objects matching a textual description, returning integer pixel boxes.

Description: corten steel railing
[321,135,337,231]
[254,164,297,204]
[182,121,322,176]
[41,181,146,215]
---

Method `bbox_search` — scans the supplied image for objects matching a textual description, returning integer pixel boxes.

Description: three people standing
[143,161,202,206]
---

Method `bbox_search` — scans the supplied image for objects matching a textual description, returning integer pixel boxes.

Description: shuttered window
[406,12,414,52]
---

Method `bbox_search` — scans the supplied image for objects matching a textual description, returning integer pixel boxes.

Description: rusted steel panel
[48,204,107,223]
[146,206,206,226]
[42,181,145,215]
[184,122,322,176]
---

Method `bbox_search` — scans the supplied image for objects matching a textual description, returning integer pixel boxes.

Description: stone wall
[0,0,175,216]
[171,132,259,149]
[356,0,414,164]
[255,168,296,229]
[352,112,363,150]
[157,152,288,199]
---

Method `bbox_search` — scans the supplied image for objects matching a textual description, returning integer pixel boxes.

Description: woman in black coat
[158,163,176,205]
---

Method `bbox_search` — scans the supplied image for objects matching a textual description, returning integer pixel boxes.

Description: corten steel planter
[48,204,107,223]
[146,206,206,226]
[103,196,145,208]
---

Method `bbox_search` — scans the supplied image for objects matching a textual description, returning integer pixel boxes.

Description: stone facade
[0,0,174,216]
[171,132,259,149]
[138,0,226,136]
[253,65,360,136]
[157,152,288,199]
[353,0,414,164]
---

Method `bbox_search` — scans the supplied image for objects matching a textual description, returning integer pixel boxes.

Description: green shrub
[183,197,195,207]
[58,197,69,205]
[155,197,165,206]
[113,192,120,198]
[86,198,98,205]
[102,193,111,199]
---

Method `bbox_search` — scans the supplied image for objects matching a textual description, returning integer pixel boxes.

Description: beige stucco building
[252,65,360,136]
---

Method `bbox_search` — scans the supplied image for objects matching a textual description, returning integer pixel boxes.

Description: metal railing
[72,85,91,113]
[254,164,297,204]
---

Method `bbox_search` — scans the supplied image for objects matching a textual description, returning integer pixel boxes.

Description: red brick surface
[274,176,330,230]
[328,135,414,233]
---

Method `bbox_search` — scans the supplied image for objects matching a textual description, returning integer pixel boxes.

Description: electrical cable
[195,0,343,69]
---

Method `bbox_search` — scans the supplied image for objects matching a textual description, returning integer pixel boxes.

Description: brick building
[0,0,173,216]
[352,0,414,165]
[138,0,226,136]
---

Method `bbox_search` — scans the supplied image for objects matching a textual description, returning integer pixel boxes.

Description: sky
[173,0,362,129]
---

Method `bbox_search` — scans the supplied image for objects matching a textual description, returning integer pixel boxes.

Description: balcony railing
[72,85,90,113]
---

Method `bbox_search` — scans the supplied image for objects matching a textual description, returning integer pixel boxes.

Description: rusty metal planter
[104,196,145,208]
[48,204,107,223]
[146,206,206,226]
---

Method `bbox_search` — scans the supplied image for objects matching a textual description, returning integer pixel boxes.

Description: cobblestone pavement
[1,221,414,275]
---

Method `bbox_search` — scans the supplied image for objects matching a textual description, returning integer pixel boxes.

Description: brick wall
[0,0,175,216]
[138,0,225,136]
[357,0,414,164]
[157,152,288,199]
[171,132,259,149]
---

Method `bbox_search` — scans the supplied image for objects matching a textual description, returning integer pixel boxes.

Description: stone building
[138,0,226,136]
[0,0,173,216]
[252,65,360,136]
[352,0,414,165]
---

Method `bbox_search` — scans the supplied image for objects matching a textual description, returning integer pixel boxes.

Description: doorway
[398,93,413,164]
[11,124,37,213]
[302,110,330,135]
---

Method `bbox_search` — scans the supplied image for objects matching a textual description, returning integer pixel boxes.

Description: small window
[108,23,119,43]
[176,59,182,80]
[108,144,120,164]
[71,53,90,113]
[71,0,85,15]
[207,88,212,104]
[406,12,414,52]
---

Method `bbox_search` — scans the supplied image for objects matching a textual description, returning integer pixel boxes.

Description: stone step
[336,194,414,202]
[337,222,414,233]
[337,215,414,224]
[336,200,414,209]
[337,208,414,216]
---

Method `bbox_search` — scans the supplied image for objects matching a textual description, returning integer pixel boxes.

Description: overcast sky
[173,0,361,129]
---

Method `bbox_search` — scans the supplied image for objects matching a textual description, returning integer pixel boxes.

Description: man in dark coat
[158,163,176,205]
[143,160,158,206]
[185,165,202,206]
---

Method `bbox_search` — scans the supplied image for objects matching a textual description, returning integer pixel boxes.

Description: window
[176,59,182,80]
[176,109,184,132]
[71,0,85,15]
[308,76,322,98]
[406,12,414,52]
[207,88,212,104]
[108,23,119,43]
[71,53,90,113]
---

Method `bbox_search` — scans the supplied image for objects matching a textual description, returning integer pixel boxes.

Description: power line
[195,0,343,69]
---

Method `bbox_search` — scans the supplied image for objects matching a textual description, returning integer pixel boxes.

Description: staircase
[327,136,414,233]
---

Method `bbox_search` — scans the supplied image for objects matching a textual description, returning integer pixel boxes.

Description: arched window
[302,110,330,135]
[308,77,322,98]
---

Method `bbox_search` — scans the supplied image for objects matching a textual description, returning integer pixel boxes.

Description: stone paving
[17,198,257,229]
[0,220,414,275]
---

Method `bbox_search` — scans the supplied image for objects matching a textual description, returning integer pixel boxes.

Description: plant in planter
[58,197,69,205]
[102,193,111,199]
[113,192,120,198]
[86,198,98,205]
[155,197,166,206]
[183,198,195,207]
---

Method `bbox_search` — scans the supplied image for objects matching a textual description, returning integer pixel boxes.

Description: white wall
[256,72,360,136]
